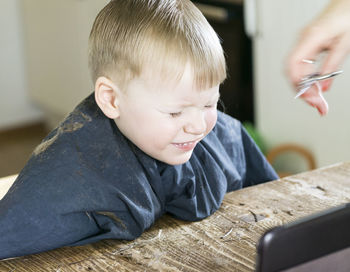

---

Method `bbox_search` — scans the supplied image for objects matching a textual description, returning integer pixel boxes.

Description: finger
[287,27,329,86]
[320,34,350,74]
[320,78,333,91]
[300,84,329,115]
[316,97,329,116]
[318,34,350,92]
[305,95,329,116]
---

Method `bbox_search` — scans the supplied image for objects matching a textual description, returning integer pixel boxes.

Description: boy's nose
[184,109,206,135]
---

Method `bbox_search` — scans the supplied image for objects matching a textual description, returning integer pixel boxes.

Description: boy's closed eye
[169,112,182,118]
[204,103,217,109]
[169,102,218,118]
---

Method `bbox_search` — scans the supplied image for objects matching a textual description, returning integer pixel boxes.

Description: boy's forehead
[133,69,220,103]
[137,62,197,91]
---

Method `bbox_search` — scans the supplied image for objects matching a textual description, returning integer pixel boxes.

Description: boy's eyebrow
[170,92,221,108]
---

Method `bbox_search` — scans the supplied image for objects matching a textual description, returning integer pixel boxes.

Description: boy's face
[114,64,220,165]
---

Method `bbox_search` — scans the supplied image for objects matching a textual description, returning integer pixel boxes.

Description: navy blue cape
[0,94,277,259]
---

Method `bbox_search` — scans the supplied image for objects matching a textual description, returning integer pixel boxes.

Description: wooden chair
[266,144,316,178]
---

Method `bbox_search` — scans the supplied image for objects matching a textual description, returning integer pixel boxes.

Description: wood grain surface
[0,162,349,272]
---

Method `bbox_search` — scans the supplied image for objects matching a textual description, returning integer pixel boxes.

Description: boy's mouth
[172,140,200,151]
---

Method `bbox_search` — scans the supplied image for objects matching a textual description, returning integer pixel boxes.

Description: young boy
[0,0,277,259]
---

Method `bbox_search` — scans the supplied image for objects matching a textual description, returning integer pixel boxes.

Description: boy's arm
[0,168,161,260]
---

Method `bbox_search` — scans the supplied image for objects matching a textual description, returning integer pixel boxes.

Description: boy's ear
[94,76,120,119]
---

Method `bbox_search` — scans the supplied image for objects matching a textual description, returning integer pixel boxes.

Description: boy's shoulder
[212,110,243,140]
[28,93,120,180]
[34,94,108,154]
[216,110,241,127]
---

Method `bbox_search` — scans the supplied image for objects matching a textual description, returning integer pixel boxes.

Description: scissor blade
[294,85,311,99]
[299,70,343,86]
[313,70,343,81]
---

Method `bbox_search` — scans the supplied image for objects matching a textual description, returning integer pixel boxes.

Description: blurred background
[1,0,350,177]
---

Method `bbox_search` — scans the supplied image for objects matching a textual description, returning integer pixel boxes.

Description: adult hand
[287,0,350,115]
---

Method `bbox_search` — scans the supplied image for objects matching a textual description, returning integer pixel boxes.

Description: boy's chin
[158,152,193,166]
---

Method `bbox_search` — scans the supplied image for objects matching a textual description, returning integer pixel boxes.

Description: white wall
[21,0,108,128]
[0,0,43,130]
[0,0,106,130]
[254,0,350,169]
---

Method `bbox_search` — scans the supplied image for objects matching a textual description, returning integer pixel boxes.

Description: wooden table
[0,162,349,272]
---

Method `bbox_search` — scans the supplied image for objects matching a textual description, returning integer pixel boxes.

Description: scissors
[295,70,343,99]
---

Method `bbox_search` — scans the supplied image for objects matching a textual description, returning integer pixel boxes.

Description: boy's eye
[169,112,182,118]
[205,103,217,109]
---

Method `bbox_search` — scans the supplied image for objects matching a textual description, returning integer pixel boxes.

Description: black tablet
[256,202,350,272]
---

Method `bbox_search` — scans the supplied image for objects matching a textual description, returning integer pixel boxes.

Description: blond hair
[88,0,226,90]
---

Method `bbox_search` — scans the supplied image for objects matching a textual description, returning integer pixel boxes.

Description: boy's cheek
[206,110,218,132]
